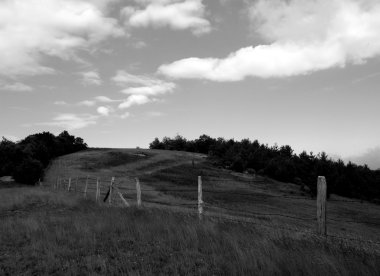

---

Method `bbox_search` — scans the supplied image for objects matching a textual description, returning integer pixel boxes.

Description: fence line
[44,175,380,246]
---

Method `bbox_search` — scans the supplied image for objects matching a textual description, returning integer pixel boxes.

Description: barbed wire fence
[41,175,380,247]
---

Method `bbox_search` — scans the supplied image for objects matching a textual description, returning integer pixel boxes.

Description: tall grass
[0,188,379,275]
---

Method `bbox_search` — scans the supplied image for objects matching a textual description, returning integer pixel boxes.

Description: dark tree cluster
[0,131,87,185]
[150,135,380,201]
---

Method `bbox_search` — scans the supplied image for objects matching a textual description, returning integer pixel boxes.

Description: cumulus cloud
[0,0,124,78]
[119,94,151,109]
[80,71,103,86]
[97,106,112,116]
[121,0,211,35]
[40,113,97,130]
[159,0,380,81]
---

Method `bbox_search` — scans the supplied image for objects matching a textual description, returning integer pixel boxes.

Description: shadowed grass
[0,188,379,275]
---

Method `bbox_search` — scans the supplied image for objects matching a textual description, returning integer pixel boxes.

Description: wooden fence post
[67,178,71,192]
[198,176,203,220]
[317,176,327,236]
[109,177,115,205]
[55,177,59,190]
[84,175,89,198]
[96,177,100,202]
[136,177,142,207]
[75,176,78,192]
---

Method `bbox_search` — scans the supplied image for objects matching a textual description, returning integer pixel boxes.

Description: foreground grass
[0,188,379,275]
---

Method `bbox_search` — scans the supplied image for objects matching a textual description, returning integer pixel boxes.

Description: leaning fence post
[317,176,327,236]
[109,177,115,205]
[67,178,71,192]
[198,176,203,220]
[95,177,100,202]
[84,175,89,198]
[136,178,142,207]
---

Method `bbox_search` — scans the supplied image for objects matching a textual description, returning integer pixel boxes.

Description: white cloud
[112,70,175,109]
[78,100,96,107]
[97,106,112,116]
[122,84,175,95]
[77,96,123,107]
[0,82,33,92]
[159,0,380,81]
[40,113,97,130]
[94,96,122,103]
[0,0,124,78]
[54,101,67,105]
[112,70,176,95]
[122,0,211,35]
[80,71,103,86]
[119,94,151,109]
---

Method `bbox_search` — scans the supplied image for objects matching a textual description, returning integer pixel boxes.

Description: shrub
[13,158,44,185]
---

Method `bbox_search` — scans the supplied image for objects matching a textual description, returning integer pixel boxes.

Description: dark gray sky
[1,0,380,168]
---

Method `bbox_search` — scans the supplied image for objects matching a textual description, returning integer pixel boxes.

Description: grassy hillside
[1,187,380,275]
[43,148,380,242]
[1,148,380,275]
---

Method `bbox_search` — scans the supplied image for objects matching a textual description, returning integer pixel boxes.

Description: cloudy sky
[1,0,380,168]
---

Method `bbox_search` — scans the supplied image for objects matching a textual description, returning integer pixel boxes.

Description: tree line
[0,131,87,185]
[150,135,380,202]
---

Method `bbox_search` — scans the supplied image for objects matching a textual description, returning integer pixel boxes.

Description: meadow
[1,187,380,275]
[1,148,380,275]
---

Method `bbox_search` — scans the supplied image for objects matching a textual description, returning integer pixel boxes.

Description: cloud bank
[0,0,123,77]
[122,0,211,35]
[159,0,380,81]
[347,147,380,170]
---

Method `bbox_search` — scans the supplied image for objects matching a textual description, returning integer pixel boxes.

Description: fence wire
[42,176,380,246]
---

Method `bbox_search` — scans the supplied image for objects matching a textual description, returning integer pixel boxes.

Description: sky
[1,0,380,169]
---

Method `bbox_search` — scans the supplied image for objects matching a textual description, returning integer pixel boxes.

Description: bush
[13,158,44,185]
[1,131,87,185]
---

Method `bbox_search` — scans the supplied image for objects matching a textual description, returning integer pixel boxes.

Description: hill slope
[43,148,380,243]
[1,148,380,275]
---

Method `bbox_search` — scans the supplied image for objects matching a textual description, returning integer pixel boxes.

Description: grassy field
[1,187,380,275]
[1,148,380,275]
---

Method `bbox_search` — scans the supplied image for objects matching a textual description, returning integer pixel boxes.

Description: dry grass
[42,149,380,242]
[1,187,379,275]
[3,148,379,274]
